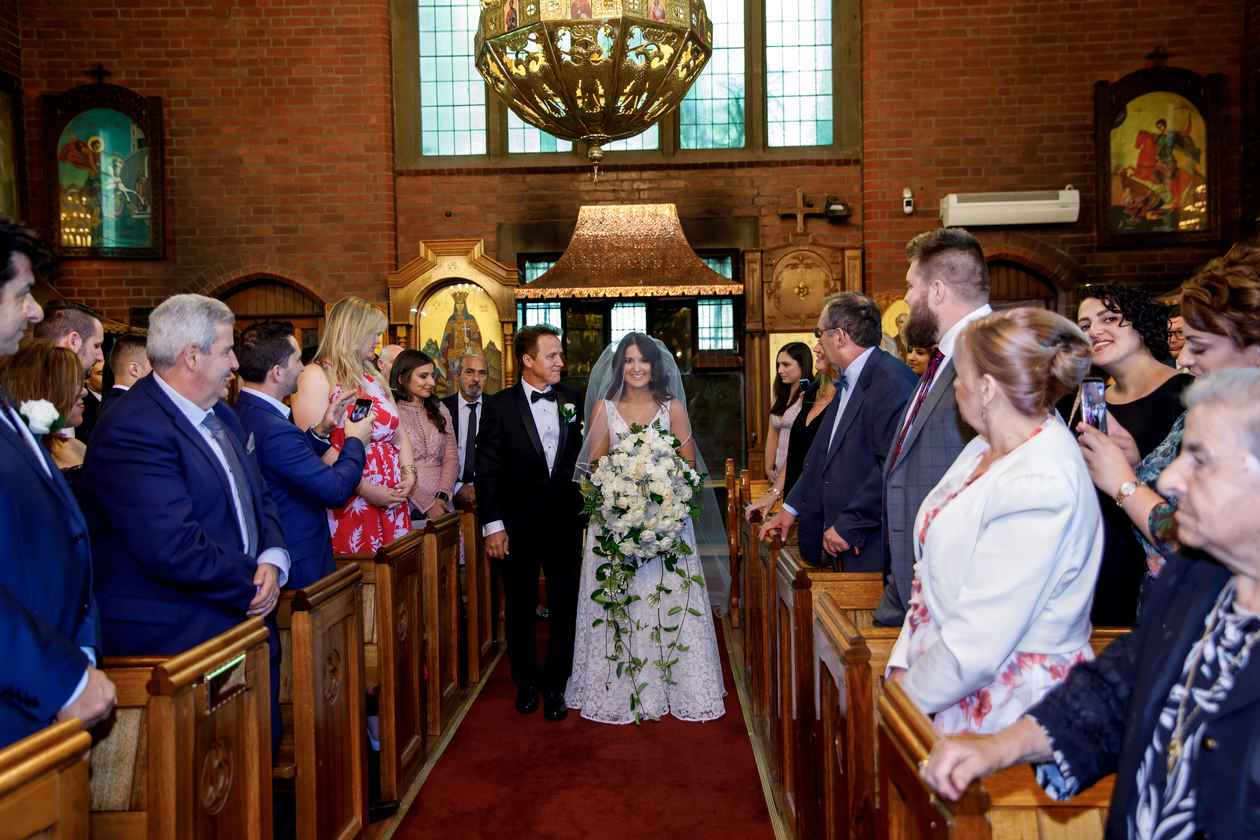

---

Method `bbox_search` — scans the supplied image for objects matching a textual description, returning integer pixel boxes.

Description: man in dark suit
[442,351,487,507]
[761,292,917,571]
[100,334,150,414]
[80,294,290,658]
[0,221,115,747]
[874,228,991,626]
[234,321,372,589]
[78,359,104,440]
[476,325,584,721]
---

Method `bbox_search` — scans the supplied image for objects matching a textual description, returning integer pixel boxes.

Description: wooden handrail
[146,617,270,695]
[0,720,89,796]
[291,562,363,612]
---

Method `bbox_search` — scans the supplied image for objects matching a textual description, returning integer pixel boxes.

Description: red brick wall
[862,0,1245,297]
[395,161,862,266]
[20,0,396,323]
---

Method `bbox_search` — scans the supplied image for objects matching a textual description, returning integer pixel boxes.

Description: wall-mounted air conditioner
[939,187,1080,227]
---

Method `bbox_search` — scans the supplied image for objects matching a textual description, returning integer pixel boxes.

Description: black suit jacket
[786,348,917,570]
[79,391,102,442]
[475,382,583,543]
[442,392,482,484]
[100,386,128,415]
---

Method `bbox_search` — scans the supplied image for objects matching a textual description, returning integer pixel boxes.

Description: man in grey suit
[874,228,992,626]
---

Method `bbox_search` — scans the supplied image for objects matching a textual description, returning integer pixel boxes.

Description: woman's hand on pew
[57,667,117,729]
[920,715,1054,801]
[887,667,907,685]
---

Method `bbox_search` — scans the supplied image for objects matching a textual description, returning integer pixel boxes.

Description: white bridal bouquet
[580,421,706,719]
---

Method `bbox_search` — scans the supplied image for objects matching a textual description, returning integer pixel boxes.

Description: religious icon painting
[0,72,25,223]
[504,0,520,31]
[570,0,593,19]
[1094,66,1224,248]
[592,0,623,18]
[42,77,165,258]
[416,283,505,398]
[540,0,565,21]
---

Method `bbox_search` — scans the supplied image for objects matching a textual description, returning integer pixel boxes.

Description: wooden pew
[274,564,368,839]
[725,458,740,628]
[0,719,91,839]
[772,547,884,838]
[457,501,499,686]
[877,680,1114,840]
[420,512,463,748]
[336,533,425,803]
[91,618,273,840]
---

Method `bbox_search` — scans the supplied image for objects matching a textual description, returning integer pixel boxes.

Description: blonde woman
[293,297,414,554]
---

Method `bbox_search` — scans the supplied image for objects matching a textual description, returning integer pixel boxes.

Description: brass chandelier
[475,0,713,165]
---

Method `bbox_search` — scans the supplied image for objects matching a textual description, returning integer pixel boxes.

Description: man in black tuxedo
[442,351,488,508]
[476,326,583,721]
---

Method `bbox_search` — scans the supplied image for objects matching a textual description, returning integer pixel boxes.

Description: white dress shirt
[481,380,559,538]
[154,374,290,585]
[453,394,482,496]
[241,386,291,418]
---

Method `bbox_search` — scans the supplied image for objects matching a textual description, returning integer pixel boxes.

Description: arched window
[218,276,326,360]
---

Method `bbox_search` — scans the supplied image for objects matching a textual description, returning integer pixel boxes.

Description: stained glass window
[507,112,573,154]
[518,301,561,330]
[603,125,659,152]
[698,298,735,350]
[610,302,648,343]
[419,0,487,156]
[680,0,745,149]
[765,0,833,147]
[702,255,735,278]
[520,257,556,284]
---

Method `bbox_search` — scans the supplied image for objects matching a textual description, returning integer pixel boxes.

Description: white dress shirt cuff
[61,668,91,712]
[482,520,505,538]
[81,647,96,667]
[781,502,798,517]
[258,548,291,588]
[453,480,464,496]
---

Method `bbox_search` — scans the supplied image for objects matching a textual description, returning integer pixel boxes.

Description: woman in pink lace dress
[887,308,1104,735]
[292,297,414,554]
[390,349,458,522]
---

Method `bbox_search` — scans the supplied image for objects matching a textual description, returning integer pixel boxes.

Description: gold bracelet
[400,465,417,475]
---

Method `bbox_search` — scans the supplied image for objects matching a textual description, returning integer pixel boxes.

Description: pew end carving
[420,512,463,748]
[0,719,91,839]
[91,619,273,840]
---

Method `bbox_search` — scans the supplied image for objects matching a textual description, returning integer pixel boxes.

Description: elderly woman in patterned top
[921,367,1260,839]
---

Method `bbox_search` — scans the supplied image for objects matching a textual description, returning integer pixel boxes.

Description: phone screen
[350,398,373,423]
[1081,378,1107,433]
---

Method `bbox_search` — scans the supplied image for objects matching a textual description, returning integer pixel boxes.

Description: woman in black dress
[781,340,837,500]
[1060,284,1192,626]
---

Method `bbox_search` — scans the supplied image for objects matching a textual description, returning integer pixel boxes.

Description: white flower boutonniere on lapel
[18,399,63,436]
[559,402,577,424]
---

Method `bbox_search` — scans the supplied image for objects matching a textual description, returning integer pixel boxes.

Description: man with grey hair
[875,228,992,626]
[80,294,289,704]
[378,343,405,385]
[442,351,488,506]
[761,292,917,570]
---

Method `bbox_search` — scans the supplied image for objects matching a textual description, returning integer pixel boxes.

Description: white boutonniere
[559,402,577,424]
[18,399,63,436]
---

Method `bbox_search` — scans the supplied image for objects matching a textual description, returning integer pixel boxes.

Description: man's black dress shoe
[543,691,568,722]
[516,684,539,714]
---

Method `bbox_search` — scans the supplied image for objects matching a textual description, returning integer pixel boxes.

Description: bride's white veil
[575,333,732,615]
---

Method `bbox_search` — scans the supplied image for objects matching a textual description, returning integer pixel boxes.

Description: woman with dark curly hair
[1059,283,1192,626]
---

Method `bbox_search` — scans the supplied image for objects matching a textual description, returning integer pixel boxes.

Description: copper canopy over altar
[516,203,741,300]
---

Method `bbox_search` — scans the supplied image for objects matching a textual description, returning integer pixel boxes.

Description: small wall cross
[778,188,826,235]
[87,64,112,85]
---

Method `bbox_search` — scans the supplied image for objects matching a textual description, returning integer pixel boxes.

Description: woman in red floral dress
[292,296,414,554]
[887,308,1103,735]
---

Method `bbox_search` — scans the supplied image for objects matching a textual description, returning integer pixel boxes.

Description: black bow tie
[530,389,558,403]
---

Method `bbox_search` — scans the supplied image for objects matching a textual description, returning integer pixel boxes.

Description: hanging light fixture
[475,0,713,167]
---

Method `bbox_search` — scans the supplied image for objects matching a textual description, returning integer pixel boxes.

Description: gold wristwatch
[1114,480,1140,507]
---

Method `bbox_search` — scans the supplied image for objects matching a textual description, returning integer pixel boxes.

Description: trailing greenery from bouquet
[580,421,705,721]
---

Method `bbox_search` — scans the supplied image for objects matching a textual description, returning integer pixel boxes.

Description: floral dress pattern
[903,423,1094,735]
[325,369,408,554]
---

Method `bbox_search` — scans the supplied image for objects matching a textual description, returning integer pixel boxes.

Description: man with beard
[874,228,992,627]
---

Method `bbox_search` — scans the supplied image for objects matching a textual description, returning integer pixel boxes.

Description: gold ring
[917,758,928,773]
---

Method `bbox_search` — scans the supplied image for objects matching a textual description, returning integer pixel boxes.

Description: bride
[566,332,728,724]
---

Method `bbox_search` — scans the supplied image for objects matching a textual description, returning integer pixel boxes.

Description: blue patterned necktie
[202,412,259,556]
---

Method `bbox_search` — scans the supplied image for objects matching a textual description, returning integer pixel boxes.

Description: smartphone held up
[1081,377,1107,434]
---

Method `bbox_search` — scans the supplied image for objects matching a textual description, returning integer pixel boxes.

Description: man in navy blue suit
[234,321,372,590]
[0,221,115,748]
[761,292,917,571]
[80,294,290,659]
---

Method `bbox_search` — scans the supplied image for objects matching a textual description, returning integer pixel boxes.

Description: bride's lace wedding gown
[565,400,726,724]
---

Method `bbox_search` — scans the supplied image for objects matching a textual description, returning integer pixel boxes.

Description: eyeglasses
[813,326,841,339]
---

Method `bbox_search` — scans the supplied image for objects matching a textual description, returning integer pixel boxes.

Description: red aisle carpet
[394,625,774,839]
